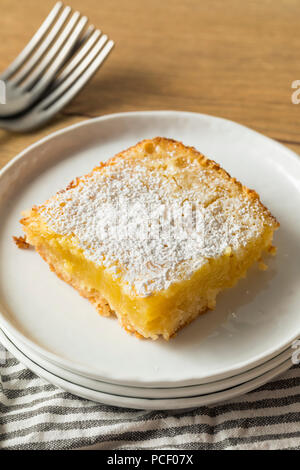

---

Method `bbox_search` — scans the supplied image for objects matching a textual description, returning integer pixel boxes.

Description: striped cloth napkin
[0,345,299,450]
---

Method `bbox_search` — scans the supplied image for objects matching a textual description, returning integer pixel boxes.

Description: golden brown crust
[169,305,209,339]
[13,235,30,249]
[35,244,114,317]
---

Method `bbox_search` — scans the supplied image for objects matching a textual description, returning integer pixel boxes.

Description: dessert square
[19,137,279,339]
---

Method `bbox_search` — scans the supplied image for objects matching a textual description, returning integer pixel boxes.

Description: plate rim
[0,110,300,387]
[2,327,293,398]
[0,328,293,410]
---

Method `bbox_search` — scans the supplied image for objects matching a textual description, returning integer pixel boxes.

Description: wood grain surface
[0,0,300,169]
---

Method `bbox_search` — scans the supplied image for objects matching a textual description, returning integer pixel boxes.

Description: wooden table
[1,0,300,169]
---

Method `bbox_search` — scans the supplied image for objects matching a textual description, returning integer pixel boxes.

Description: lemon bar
[19,137,279,340]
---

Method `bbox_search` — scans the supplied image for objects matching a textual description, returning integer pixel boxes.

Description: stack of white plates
[0,111,299,410]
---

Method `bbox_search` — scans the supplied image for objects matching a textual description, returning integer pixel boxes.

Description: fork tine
[40,39,114,114]
[10,5,71,86]
[63,24,95,64]
[72,24,96,52]
[0,39,114,131]
[40,35,110,110]
[23,13,88,92]
[0,2,63,81]
[53,29,101,87]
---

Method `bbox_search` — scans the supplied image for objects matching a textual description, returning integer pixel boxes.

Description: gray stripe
[96,431,300,451]
[0,392,74,412]
[0,403,129,424]
[1,392,300,428]
[3,427,300,451]
[171,394,300,418]
[252,375,300,392]
[1,383,58,399]
[1,411,300,446]
[1,368,36,382]
[207,431,300,450]
[150,432,300,450]
[0,357,19,368]
[0,390,138,414]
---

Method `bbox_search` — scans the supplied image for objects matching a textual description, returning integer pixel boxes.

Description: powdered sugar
[41,153,265,296]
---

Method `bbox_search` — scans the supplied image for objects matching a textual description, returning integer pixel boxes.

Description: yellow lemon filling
[23,212,275,340]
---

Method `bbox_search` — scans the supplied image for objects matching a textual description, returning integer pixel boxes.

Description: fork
[0,2,98,117]
[0,31,114,131]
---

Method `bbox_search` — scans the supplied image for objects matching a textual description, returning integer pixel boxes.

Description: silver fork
[0,2,93,117]
[0,33,114,131]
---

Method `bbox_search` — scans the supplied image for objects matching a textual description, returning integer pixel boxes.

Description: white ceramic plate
[0,111,299,387]
[3,327,293,398]
[0,328,292,410]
